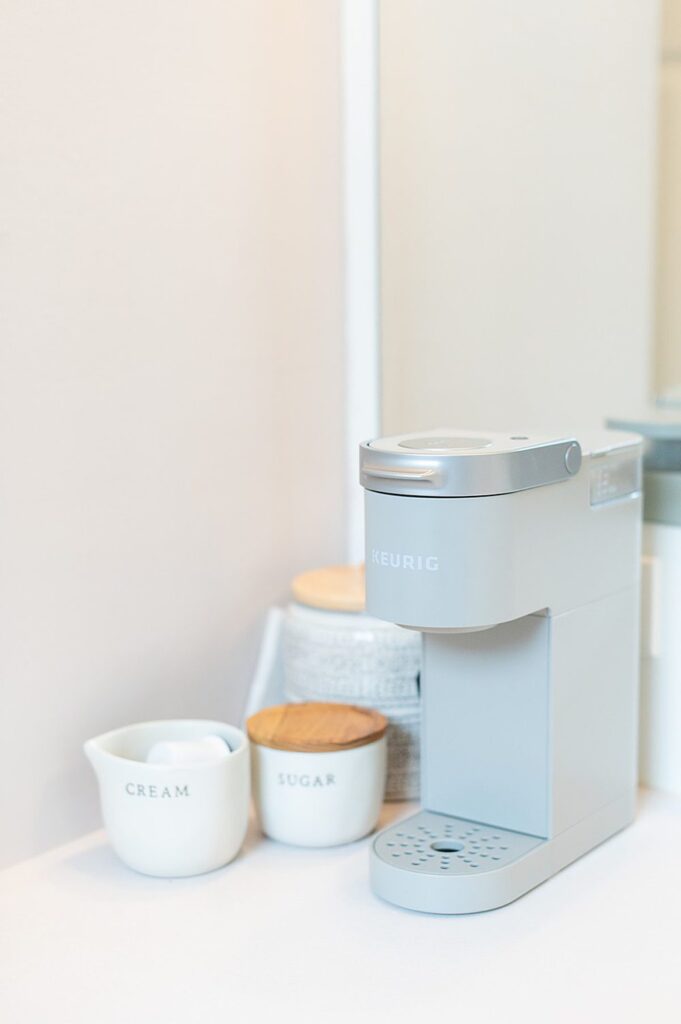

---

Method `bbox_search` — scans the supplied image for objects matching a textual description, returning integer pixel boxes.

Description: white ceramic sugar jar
[247,702,387,847]
[84,719,250,877]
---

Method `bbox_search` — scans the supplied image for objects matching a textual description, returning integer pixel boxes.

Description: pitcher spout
[83,735,107,776]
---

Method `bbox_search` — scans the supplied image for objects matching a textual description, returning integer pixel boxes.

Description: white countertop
[2,790,680,1023]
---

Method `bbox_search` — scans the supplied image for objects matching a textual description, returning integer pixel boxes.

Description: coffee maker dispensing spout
[360,428,642,914]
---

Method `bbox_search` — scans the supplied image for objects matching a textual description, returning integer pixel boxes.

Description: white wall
[657,0,681,394]
[380,1,658,435]
[0,1,344,867]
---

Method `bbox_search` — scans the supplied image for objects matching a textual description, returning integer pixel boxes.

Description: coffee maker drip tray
[372,810,547,915]
[371,795,634,915]
[374,810,542,874]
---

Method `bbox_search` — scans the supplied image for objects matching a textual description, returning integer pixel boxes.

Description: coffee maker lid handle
[362,464,441,484]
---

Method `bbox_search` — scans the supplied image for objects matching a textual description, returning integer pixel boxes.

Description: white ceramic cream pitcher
[84,719,250,877]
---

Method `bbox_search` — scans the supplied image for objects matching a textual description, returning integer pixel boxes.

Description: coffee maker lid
[360,428,625,498]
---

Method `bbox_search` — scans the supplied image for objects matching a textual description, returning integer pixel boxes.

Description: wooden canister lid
[291,565,365,613]
[247,702,387,753]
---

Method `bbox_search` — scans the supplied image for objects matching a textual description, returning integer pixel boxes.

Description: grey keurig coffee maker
[360,428,642,914]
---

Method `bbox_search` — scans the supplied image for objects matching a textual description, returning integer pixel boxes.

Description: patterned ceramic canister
[282,566,421,800]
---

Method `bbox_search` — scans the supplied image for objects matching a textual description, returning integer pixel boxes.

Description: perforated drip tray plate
[373,810,544,875]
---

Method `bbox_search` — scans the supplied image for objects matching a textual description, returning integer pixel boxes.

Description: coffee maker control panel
[589,446,642,507]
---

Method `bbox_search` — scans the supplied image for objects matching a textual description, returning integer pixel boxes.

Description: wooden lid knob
[246,702,387,752]
[290,565,365,613]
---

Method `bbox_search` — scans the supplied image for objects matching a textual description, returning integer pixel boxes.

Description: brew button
[564,443,581,475]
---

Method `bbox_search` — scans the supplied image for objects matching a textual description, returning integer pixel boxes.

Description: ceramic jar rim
[85,719,248,771]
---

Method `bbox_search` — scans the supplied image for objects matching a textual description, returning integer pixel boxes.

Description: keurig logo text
[371,549,439,571]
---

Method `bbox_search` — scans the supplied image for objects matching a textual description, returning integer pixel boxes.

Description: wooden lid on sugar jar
[246,702,387,753]
[290,565,365,613]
